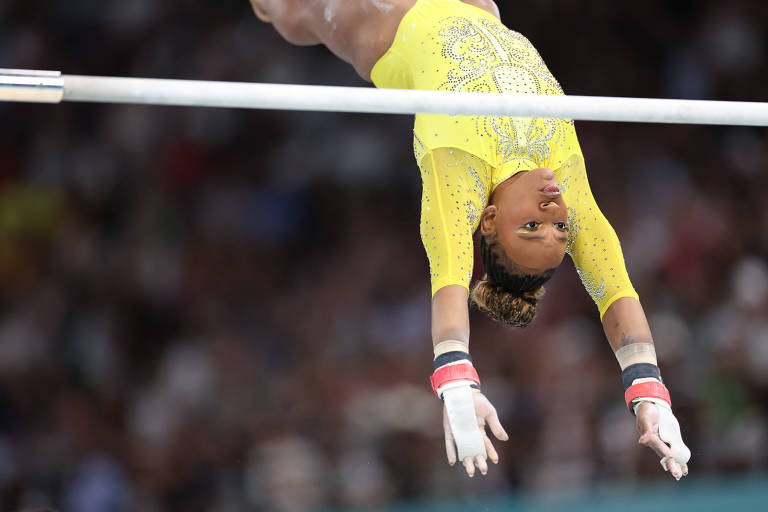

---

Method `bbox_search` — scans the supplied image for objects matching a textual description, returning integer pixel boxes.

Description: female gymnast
[249,0,691,480]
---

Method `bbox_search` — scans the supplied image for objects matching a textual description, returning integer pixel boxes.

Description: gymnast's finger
[660,455,684,481]
[638,431,683,480]
[483,432,499,464]
[485,409,509,441]
[638,429,674,460]
[463,456,476,477]
[475,454,488,476]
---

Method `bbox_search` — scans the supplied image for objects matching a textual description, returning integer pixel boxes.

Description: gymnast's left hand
[635,400,691,480]
[442,387,509,477]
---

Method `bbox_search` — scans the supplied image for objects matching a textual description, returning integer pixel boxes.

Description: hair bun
[470,278,544,328]
[520,287,545,305]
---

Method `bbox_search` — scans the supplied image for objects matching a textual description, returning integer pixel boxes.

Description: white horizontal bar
[3,70,768,126]
[0,69,64,103]
[1,68,63,78]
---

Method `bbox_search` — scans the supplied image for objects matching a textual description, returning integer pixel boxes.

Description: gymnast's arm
[431,286,470,345]
[419,148,483,341]
[601,297,652,350]
[568,184,690,479]
[564,187,647,348]
[420,149,508,476]
[601,297,690,479]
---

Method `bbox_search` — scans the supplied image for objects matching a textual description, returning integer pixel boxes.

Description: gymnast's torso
[369,0,639,315]
[257,0,639,315]
[256,0,500,80]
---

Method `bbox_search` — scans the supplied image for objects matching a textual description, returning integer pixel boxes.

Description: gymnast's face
[480,167,568,272]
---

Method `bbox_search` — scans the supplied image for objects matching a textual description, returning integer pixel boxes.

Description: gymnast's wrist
[622,364,671,414]
[430,340,481,399]
[614,342,671,414]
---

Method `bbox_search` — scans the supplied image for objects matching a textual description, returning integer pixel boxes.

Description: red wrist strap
[624,381,671,409]
[430,362,480,396]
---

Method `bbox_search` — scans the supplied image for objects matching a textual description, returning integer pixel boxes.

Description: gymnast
[249,0,691,479]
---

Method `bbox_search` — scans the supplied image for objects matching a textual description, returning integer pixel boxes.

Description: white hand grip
[443,385,486,461]
[657,404,691,465]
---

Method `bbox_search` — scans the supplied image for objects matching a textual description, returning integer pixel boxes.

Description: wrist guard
[430,351,481,399]
[621,362,671,414]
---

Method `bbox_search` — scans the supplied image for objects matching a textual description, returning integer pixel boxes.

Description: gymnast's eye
[523,221,539,230]
[555,222,569,231]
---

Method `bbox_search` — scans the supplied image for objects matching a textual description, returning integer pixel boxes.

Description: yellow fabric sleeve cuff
[599,288,640,320]
[431,279,470,298]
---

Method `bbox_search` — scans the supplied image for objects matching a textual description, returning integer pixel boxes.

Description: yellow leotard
[371,0,638,317]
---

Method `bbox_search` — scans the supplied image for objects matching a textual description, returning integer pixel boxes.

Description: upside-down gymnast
[249,0,691,479]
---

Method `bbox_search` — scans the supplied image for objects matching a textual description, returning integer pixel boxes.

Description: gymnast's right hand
[441,386,509,476]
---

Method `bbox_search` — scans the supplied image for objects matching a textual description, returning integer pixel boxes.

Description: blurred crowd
[0,0,767,511]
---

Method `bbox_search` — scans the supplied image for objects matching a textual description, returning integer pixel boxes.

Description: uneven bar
[3,69,768,126]
[0,69,65,103]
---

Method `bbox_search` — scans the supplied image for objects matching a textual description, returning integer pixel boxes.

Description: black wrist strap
[621,363,662,390]
[433,350,472,371]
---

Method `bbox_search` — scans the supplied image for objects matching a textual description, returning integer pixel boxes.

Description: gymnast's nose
[540,201,559,211]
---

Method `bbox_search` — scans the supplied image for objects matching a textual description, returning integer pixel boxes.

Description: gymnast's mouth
[540,184,561,196]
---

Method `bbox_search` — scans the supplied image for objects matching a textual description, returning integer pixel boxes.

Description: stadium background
[1,0,767,510]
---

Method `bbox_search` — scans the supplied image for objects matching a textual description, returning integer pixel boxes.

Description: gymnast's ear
[480,205,497,236]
